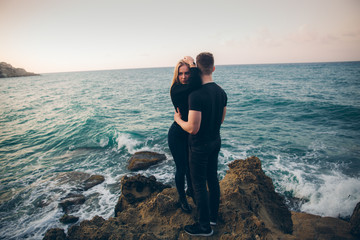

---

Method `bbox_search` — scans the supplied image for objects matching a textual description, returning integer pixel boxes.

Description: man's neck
[201,74,213,85]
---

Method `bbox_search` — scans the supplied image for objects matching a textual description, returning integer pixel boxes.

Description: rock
[114,174,171,216]
[55,172,105,191]
[350,202,360,237]
[54,172,104,223]
[44,156,358,240]
[127,151,166,171]
[67,188,185,240]
[0,62,39,78]
[222,156,293,234]
[59,214,79,224]
[43,228,66,240]
[59,193,86,213]
[292,211,354,240]
[83,175,105,191]
[55,171,91,187]
[66,216,107,240]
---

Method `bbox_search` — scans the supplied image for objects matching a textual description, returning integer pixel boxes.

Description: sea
[1,62,359,239]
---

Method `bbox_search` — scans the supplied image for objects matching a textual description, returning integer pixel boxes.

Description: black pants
[189,136,221,228]
[168,122,193,199]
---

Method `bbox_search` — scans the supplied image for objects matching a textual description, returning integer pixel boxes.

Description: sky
[1,0,360,73]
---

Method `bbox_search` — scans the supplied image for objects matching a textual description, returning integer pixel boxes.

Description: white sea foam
[1,179,65,239]
[99,137,109,147]
[76,181,118,221]
[268,154,360,218]
[220,148,245,163]
[115,132,140,153]
[300,172,360,218]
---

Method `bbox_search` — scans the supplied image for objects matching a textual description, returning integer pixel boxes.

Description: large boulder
[127,151,166,171]
[114,174,171,216]
[217,156,293,238]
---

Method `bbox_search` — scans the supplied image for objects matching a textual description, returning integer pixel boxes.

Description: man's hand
[183,56,195,67]
[174,108,201,135]
[174,107,182,123]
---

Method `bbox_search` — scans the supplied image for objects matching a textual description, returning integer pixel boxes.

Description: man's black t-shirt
[188,82,227,144]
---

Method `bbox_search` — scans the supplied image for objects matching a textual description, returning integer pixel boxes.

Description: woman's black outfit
[168,67,201,212]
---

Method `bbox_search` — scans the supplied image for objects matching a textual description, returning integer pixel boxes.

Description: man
[174,52,227,236]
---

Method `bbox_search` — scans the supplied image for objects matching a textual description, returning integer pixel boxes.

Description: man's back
[188,82,227,143]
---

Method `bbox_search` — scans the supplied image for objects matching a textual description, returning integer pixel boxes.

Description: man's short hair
[196,52,214,75]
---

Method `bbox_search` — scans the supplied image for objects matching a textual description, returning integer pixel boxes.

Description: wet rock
[55,172,105,191]
[83,175,105,191]
[54,172,105,223]
[59,214,79,224]
[55,171,91,187]
[43,228,66,240]
[59,193,86,213]
[127,151,166,171]
[350,202,360,237]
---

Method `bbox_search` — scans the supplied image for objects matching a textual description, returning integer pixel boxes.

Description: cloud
[342,29,360,38]
[252,28,283,47]
[286,24,319,44]
[320,34,339,44]
[215,27,283,49]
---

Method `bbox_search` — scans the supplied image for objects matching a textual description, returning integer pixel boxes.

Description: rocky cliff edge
[0,62,39,78]
[44,156,359,240]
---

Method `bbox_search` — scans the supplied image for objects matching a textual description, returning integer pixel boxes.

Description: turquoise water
[1,62,359,239]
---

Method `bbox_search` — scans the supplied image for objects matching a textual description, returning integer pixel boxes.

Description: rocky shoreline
[0,62,39,78]
[44,156,359,239]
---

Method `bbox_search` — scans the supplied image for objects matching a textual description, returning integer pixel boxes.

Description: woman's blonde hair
[171,60,190,87]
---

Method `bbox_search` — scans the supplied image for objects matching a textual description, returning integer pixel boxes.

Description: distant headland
[0,62,39,78]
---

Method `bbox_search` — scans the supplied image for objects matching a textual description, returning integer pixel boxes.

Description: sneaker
[210,216,217,226]
[184,223,213,237]
[210,221,217,226]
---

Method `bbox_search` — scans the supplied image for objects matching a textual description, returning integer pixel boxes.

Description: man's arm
[222,107,227,124]
[174,108,201,135]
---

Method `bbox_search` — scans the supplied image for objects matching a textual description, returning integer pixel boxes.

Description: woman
[168,57,201,213]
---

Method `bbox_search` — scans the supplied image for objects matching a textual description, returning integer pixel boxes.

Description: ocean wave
[300,172,360,218]
[267,153,360,218]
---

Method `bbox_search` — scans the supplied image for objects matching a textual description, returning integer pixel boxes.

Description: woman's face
[178,65,190,84]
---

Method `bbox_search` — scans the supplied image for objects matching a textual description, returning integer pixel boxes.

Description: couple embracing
[168,52,227,237]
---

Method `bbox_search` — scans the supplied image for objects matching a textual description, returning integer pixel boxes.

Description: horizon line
[37,60,360,74]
